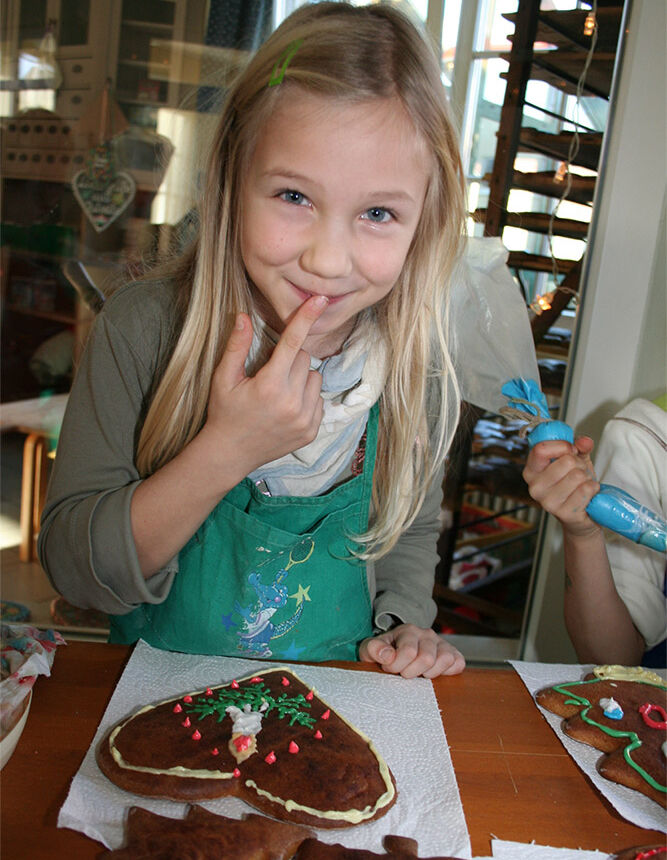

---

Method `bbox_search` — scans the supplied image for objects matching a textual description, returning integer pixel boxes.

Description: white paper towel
[511,660,666,834]
[58,640,472,855]
[492,839,608,859]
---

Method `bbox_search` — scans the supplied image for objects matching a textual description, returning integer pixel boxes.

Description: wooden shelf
[506,251,578,275]
[505,8,623,53]
[121,20,174,33]
[519,128,603,171]
[495,169,596,204]
[472,208,590,239]
[526,52,617,99]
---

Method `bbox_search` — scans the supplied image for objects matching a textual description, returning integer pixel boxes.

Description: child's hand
[522,437,601,537]
[359,624,465,678]
[204,295,329,475]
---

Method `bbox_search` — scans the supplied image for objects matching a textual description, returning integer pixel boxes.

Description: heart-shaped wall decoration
[96,667,397,828]
[73,167,136,233]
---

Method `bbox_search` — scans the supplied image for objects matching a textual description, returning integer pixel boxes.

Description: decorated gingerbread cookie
[97,667,396,828]
[536,665,666,807]
[609,846,667,860]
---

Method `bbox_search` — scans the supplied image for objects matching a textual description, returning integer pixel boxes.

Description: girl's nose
[300,219,353,280]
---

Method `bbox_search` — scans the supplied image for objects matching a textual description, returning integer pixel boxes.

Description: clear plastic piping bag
[449,238,667,554]
[448,237,541,415]
[502,379,667,553]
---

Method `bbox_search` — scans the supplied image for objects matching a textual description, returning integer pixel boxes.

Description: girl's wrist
[189,424,251,496]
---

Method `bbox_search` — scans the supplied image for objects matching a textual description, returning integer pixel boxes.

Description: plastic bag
[449,237,540,415]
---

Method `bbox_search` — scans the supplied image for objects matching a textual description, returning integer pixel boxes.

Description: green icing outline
[551,677,666,794]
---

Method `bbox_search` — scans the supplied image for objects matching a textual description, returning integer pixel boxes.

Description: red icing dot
[250,676,264,684]
[205,688,213,696]
[233,735,252,752]
[314,730,323,740]
[183,695,193,703]
[305,690,314,701]
[265,750,276,764]
[211,748,219,756]
[288,741,299,754]
[233,768,241,778]
[192,730,201,741]
[173,704,182,713]
[231,680,240,689]
[281,676,290,687]
[181,717,191,728]
[321,709,331,720]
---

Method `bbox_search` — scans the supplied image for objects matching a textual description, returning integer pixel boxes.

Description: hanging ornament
[72,80,135,232]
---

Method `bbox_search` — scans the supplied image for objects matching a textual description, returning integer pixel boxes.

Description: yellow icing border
[107,666,396,823]
[593,664,667,689]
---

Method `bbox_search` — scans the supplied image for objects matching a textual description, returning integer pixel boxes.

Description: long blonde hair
[137,2,465,558]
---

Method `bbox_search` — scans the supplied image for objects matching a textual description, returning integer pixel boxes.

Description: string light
[584,11,596,37]
[530,286,579,316]
[530,291,555,314]
[546,0,598,301]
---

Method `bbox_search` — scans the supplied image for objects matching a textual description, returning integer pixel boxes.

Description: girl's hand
[359,624,465,678]
[204,295,329,475]
[522,437,601,538]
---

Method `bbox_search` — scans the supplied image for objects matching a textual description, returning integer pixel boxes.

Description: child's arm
[38,286,327,610]
[523,439,646,664]
[358,470,465,678]
[130,295,329,576]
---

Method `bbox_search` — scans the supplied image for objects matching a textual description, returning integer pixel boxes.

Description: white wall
[523,0,667,662]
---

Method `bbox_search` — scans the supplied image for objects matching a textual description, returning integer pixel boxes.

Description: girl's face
[240,91,431,358]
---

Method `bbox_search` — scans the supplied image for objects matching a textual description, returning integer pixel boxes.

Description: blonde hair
[137,1,465,558]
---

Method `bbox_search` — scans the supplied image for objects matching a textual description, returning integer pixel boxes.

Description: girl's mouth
[289,281,348,305]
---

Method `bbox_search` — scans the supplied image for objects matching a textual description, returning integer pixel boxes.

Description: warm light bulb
[584,11,596,36]
[530,291,555,314]
[554,162,568,183]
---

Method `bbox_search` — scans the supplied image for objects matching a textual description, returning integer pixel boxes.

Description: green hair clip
[268,38,304,87]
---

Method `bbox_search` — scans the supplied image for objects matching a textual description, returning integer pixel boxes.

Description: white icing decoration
[662,740,667,759]
[599,696,624,719]
[226,702,268,737]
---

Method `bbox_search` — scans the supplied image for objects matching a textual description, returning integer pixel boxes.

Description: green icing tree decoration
[186,681,316,728]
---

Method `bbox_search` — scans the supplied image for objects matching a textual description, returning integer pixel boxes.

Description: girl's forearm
[130,426,250,578]
[562,529,645,665]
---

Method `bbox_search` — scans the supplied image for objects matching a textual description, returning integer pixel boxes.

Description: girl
[39,2,466,678]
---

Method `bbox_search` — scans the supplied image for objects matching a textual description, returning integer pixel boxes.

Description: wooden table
[1,643,663,857]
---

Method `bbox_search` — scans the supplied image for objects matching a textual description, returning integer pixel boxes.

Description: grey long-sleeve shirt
[38,279,443,632]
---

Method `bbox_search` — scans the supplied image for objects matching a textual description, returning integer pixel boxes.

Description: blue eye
[363,207,393,224]
[279,190,306,205]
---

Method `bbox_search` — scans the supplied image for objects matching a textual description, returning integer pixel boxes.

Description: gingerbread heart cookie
[97,667,397,828]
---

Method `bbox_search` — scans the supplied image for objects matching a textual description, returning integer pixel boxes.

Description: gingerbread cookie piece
[295,835,466,858]
[536,667,667,807]
[97,667,396,828]
[99,806,313,859]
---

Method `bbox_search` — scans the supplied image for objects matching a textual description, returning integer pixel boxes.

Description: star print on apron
[109,404,378,660]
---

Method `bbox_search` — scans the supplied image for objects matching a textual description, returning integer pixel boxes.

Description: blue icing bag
[502,378,667,553]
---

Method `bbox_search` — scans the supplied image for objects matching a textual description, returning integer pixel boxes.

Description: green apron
[109,404,378,661]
